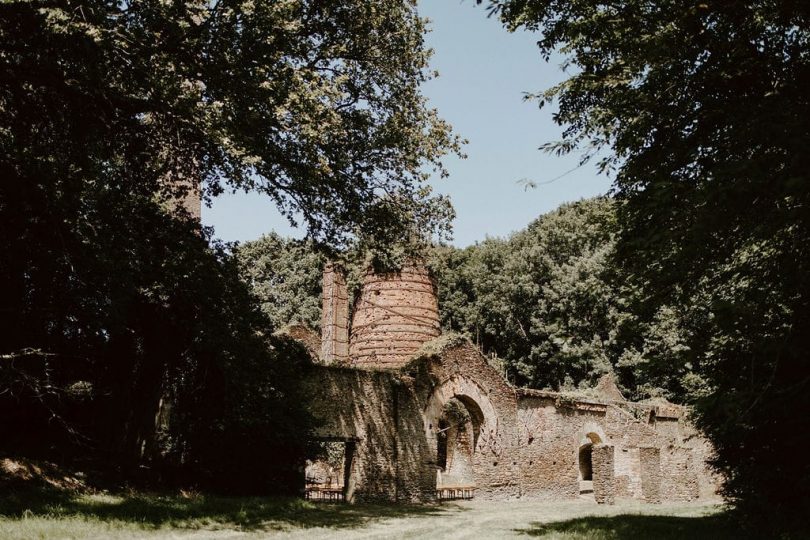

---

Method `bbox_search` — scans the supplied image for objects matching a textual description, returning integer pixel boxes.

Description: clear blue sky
[202,1,611,247]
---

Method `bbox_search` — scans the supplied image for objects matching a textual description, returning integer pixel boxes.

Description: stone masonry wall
[640,447,663,503]
[516,396,595,500]
[614,447,641,498]
[303,337,717,504]
[592,444,616,504]
[408,341,522,500]
[661,446,699,501]
[303,365,433,502]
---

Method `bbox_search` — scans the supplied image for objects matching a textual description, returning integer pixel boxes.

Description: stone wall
[303,365,431,502]
[640,447,663,503]
[592,444,615,504]
[515,396,593,500]
[614,447,642,498]
[661,446,699,501]
[420,343,522,499]
[303,334,717,504]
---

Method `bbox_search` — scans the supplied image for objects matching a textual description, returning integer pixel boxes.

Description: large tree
[485,0,810,531]
[0,0,458,490]
[1,0,458,246]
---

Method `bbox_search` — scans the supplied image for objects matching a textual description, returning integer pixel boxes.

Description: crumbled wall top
[593,373,627,402]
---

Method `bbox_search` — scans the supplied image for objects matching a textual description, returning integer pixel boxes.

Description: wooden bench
[304,485,345,502]
[436,484,476,500]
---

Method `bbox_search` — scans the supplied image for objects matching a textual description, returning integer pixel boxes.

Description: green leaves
[432,198,635,391]
[487,0,810,529]
[1,0,460,250]
[234,234,325,330]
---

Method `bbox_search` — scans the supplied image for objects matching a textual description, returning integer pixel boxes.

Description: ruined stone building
[297,262,717,504]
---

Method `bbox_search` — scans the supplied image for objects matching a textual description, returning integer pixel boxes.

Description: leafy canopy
[0,0,459,491]
[484,0,810,530]
[2,0,460,248]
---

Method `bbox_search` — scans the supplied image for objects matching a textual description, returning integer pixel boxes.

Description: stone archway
[435,397,479,486]
[424,375,498,497]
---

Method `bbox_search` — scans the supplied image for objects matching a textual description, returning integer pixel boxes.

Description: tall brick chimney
[320,262,349,364]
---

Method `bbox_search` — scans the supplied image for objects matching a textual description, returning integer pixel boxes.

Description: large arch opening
[579,444,594,481]
[436,398,479,483]
[424,376,497,500]
[431,395,485,499]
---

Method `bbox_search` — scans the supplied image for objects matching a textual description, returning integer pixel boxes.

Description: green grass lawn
[0,487,740,539]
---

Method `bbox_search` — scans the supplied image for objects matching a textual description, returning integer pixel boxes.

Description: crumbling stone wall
[304,358,715,504]
[411,341,522,499]
[303,365,434,502]
[516,395,598,500]
[592,444,615,504]
[614,447,642,498]
[661,446,699,501]
[640,447,663,503]
[677,419,723,498]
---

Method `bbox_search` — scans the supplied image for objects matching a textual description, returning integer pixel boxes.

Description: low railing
[436,484,475,500]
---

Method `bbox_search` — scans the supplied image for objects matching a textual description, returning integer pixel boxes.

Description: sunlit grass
[0,487,444,539]
[0,487,734,539]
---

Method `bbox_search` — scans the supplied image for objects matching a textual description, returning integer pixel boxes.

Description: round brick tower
[349,263,440,368]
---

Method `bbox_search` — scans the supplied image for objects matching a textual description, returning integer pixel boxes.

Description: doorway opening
[435,396,483,500]
[578,432,602,497]
[305,439,355,502]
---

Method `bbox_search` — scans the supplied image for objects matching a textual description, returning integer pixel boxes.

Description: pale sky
[202,0,611,247]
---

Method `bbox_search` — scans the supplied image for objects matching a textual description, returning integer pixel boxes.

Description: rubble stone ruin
[297,261,719,504]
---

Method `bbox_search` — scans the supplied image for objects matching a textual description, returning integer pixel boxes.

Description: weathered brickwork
[299,263,719,504]
[592,444,616,504]
[320,263,349,364]
[640,447,663,503]
[349,265,440,368]
[661,446,699,501]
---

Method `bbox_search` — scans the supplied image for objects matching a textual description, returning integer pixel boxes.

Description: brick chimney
[320,262,349,364]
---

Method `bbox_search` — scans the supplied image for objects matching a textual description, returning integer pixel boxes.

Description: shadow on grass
[516,512,749,539]
[0,486,458,532]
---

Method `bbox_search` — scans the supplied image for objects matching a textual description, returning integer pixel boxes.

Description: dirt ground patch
[273,499,734,540]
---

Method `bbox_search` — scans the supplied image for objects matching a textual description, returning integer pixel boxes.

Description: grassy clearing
[0,487,443,539]
[0,487,739,539]
[513,504,737,539]
[0,487,427,539]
